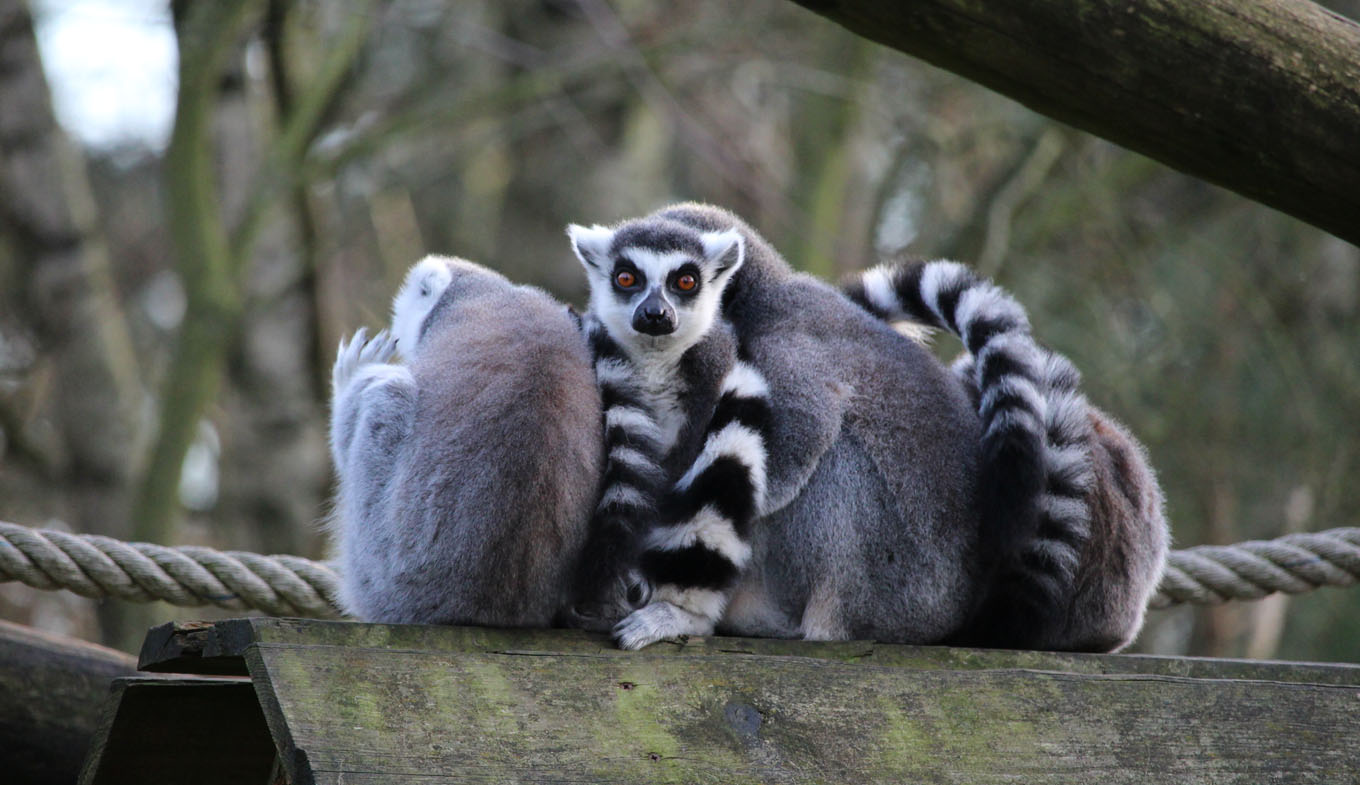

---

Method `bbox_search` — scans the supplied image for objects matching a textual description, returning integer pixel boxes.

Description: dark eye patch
[667,262,703,297]
[611,261,644,297]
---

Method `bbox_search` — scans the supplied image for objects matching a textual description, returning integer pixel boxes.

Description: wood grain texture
[142,617,1360,685]
[121,619,1360,783]
[0,620,138,785]
[787,0,1360,246]
[247,641,1360,784]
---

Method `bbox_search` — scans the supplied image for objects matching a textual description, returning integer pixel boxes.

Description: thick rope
[2,520,1358,616]
[0,520,341,617]
[1149,527,1360,609]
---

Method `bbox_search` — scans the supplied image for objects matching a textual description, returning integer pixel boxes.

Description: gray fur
[572,203,1166,653]
[329,255,603,626]
[950,347,1169,650]
[570,203,984,646]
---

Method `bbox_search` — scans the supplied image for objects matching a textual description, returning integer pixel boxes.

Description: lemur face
[568,220,744,358]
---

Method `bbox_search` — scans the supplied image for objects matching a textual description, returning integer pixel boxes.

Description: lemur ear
[700,228,744,276]
[391,255,454,357]
[566,224,615,270]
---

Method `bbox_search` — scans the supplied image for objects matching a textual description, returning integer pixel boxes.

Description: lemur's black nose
[633,291,677,335]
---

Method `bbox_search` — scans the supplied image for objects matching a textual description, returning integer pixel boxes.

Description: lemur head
[567,218,744,358]
[391,254,511,359]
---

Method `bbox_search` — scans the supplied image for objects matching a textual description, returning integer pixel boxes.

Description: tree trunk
[788,0,1360,246]
[0,0,146,644]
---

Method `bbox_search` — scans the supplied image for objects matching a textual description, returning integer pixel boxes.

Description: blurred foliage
[0,0,1356,660]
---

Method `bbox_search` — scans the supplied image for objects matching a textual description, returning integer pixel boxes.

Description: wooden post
[787,0,1360,246]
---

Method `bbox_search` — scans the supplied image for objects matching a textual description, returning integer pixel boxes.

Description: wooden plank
[141,617,1360,686]
[0,619,138,785]
[78,676,279,785]
[786,0,1360,246]
[138,619,256,676]
[245,641,1360,784]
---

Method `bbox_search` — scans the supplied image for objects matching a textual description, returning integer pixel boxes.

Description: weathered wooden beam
[140,616,1360,685]
[0,620,138,785]
[788,0,1360,246]
[119,618,1360,784]
[245,643,1360,784]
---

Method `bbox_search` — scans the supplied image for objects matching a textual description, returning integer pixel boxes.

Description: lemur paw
[612,601,714,650]
[333,328,399,391]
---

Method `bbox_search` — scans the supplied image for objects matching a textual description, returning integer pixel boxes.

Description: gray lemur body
[570,203,1167,652]
[329,255,603,626]
[569,205,984,649]
[843,260,1168,651]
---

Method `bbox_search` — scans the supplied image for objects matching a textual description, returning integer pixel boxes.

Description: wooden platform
[79,617,1360,784]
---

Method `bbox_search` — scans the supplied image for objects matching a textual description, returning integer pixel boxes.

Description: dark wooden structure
[0,620,138,785]
[77,617,1360,784]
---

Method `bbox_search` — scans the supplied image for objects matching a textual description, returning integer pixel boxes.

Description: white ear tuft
[391,255,453,358]
[700,228,744,274]
[567,223,615,270]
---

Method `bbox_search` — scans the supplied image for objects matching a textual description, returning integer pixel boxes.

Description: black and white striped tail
[844,260,1093,647]
[613,359,773,650]
[563,318,668,626]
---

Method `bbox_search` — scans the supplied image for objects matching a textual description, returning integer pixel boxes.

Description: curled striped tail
[844,260,1091,647]
[561,317,669,629]
[613,358,774,650]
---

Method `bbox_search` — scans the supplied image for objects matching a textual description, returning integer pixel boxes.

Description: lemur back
[843,260,1066,647]
[843,259,1169,650]
[329,256,603,627]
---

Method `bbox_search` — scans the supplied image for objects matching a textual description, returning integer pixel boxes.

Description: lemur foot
[333,328,399,391]
[613,601,714,650]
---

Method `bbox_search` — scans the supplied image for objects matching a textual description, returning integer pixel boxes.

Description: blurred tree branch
[302,38,684,181]
[262,0,328,404]
[229,5,373,267]
[791,39,877,275]
[130,1,374,555]
[130,0,262,550]
[789,0,1360,247]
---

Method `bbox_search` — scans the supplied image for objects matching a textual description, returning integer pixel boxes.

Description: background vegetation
[2,0,1357,660]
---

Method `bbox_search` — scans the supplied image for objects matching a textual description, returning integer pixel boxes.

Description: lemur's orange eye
[675,274,697,292]
[614,270,636,288]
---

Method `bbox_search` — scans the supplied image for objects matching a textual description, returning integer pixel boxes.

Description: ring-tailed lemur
[329,255,603,627]
[842,260,1075,647]
[566,203,1166,652]
[565,205,981,650]
[843,259,1167,650]
[565,222,776,648]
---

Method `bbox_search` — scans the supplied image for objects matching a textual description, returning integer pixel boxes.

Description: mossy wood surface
[92,618,1360,784]
[789,0,1360,246]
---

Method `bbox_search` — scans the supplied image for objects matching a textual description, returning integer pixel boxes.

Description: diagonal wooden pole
[789,0,1360,246]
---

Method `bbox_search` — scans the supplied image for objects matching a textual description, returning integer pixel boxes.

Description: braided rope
[0,520,341,617]
[1149,527,1360,609]
[3,520,1358,616]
